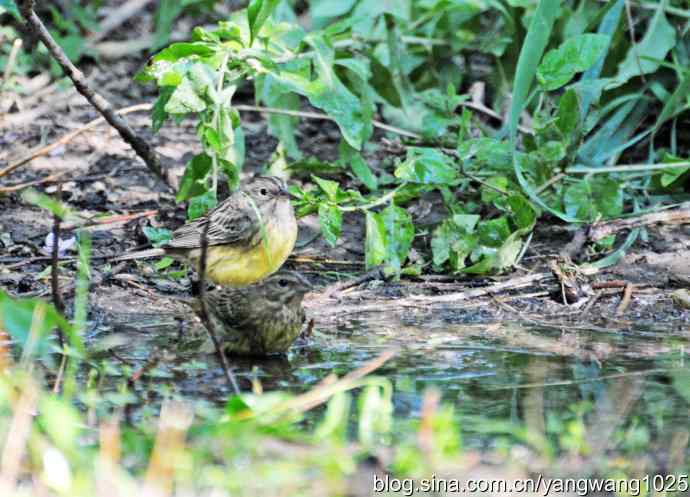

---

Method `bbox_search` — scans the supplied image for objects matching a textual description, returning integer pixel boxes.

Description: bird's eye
[278,279,289,287]
[259,188,269,196]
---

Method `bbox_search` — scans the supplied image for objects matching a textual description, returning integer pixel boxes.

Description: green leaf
[394,148,457,185]
[271,34,369,149]
[149,42,215,63]
[564,177,622,221]
[615,4,676,85]
[580,0,624,114]
[311,0,357,20]
[510,0,578,223]
[21,190,68,219]
[539,141,566,162]
[537,34,610,91]
[480,176,509,205]
[350,153,378,191]
[311,175,340,202]
[431,215,480,271]
[143,227,173,247]
[318,204,342,247]
[165,77,207,114]
[365,211,386,269]
[556,89,580,136]
[187,190,217,220]
[154,257,174,270]
[0,290,71,358]
[383,205,414,272]
[0,0,20,19]
[659,154,690,188]
[247,0,281,45]
[38,396,82,452]
[477,217,512,248]
[507,194,537,231]
[177,153,212,202]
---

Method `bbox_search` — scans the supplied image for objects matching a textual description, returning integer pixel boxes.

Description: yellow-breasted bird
[186,270,312,356]
[114,176,297,286]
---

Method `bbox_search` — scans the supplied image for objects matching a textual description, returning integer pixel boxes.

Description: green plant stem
[339,184,407,212]
[211,52,230,195]
[567,161,690,174]
[234,104,422,139]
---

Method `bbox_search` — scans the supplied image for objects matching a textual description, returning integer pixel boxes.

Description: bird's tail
[110,248,166,262]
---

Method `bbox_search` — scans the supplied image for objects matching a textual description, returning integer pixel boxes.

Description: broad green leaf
[350,153,378,191]
[151,86,174,132]
[431,215,480,271]
[536,34,610,91]
[318,204,342,247]
[311,175,340,202]
[509,0,579,223]
[557,89,580,136]
[394,148,457,185]
[148,42,215,63]
[615,4,676,85]
[165,77,207,114]
[187,190,217,220]
[365,211,386,269]
[580,0,624,113]
[0,290,70,358]
[177,153,212,202]
[539,141,566,162]
[507,194,537,231]
[477,217,511,248]
[155,257,174,270]
[480,176,509,205]
[271,45,368,149]
[659,154,690,188]
[143,227,173,247]
[311,0,357,20]
[38,397,82,452]
[247,0,281,45]
[364,205,414,273]
[564,178,622,221]
[381,205,414,274]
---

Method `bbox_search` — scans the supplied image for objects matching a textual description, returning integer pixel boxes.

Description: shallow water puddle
[89,310,690,448]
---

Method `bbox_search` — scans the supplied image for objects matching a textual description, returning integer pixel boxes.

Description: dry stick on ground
[0,171,68,193]
[0,103,153,179]
[197,222,240,395]
[408,272,556,303]
[320,266,385,299]
[615,283,635,316]
[16,1,174,191]
[589,205,690,242]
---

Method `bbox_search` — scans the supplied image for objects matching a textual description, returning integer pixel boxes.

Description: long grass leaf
[509,1,575,222]
[580,0,625,114]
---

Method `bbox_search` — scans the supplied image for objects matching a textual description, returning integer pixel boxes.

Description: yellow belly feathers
[194,213,297,287]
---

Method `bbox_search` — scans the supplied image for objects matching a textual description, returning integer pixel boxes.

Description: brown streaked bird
[114,176,297,286]
[185,270,312,356]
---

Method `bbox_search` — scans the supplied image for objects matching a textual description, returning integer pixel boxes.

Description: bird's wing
[206,290,255,329]
[165,195,259,249]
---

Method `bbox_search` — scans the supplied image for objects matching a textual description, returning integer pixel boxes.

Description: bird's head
[260,270,312,306]
[244,176,290,209]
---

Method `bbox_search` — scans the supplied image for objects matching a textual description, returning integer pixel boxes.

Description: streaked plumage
[186,271,311,356]
[113,176,297,286]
